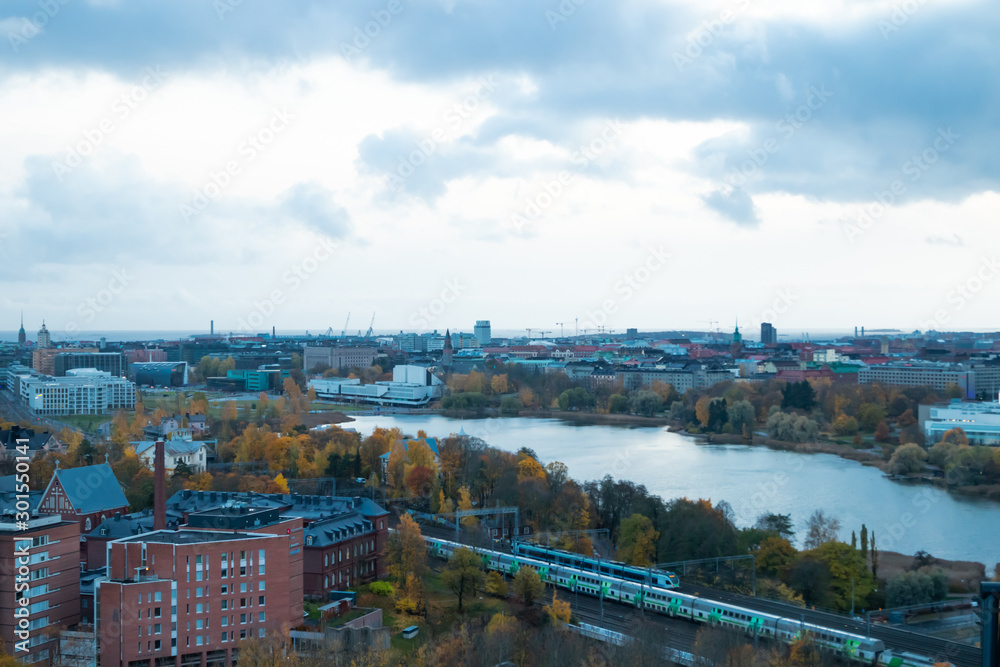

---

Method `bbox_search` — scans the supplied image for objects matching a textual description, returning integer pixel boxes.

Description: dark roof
[87,511,168,540]
[165,489,388,522]
[116,529,274,545]
[0,427,54,452]
[303,512,375,547]
[53,463,129,514]
[0,475,43,515]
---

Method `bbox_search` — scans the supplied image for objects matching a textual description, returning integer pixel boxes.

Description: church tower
[442,329,454,369]
[17,311,26,346]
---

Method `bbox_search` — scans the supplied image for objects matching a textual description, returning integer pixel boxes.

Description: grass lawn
[54,414,110,432]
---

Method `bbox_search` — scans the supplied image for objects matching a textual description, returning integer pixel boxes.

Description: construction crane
[364,312,376,339]
[556,322,565,338]
[324,327,333,337]
[526,328,534,340]
[538,330,552,339]
[342,312,350,337]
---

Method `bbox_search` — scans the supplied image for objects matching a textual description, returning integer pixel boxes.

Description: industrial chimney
[154,440,166,530]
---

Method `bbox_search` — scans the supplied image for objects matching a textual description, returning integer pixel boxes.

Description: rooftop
[116,529,273,545]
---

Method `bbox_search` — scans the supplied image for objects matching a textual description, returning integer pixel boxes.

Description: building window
[153,608,161,618]
[258,612,265,622]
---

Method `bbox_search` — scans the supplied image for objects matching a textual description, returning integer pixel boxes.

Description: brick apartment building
[97,529,296,667]
[0,512,81,665]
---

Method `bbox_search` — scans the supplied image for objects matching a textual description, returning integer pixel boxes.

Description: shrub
[370,581,394,596]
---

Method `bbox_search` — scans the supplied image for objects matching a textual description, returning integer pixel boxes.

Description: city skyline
[1,0,997,333]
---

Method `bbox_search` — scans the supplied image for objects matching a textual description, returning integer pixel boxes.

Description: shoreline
[335,406,1000,506]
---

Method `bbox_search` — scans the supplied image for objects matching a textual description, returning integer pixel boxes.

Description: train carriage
[425,537,886,664]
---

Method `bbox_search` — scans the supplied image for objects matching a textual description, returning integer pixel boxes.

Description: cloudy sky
[1,0,997,339]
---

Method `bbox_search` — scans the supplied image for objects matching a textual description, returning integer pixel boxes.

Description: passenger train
[513,541,680,589]
[427,536,901,663]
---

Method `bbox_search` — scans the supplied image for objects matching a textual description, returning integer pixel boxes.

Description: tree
[513,566,544,606]
[787,557,832,607]
[781,380,816,411]
[886,570,949,607]
[887,442,927,475]
[629,390,662,417]
[695,395,711,427]
[485,571,508,598]
[874,421,891,443]
[387,514,427,585]
[756,536,797,577]
[545,591,572,625]
[617,513,658,566]
[755,512,794,538]
[457,486,478,528]
[727,400,756,436]
[441,547,485,612]
[860,524,868,561]
[404,465,435,497]
[803,510,840,550]
[500,395,523,416]
[490,374,509,395]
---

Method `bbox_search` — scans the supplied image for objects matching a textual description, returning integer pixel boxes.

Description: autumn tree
[490,374,509,395]
[617,513,658,566]
[221,400,238,422]
[545,591,572,625]
[484,571,508,597]
[803,510,840,550]
[513,566,544,606]
[387,514,427,585]
[457,486,478,528]
[887,442,927,475]
[441,547,484,612]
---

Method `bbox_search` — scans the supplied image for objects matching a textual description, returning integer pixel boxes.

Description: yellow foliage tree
[545,591,572,625]
[272,473,290,494]
[221,400,238,421]
[517,457,547,483]
[457,486,477,528]
[490,374,509,395]
[518,387,537,409]
[695,395,711,427]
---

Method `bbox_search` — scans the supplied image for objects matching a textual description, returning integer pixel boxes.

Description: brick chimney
[154,440,166,530]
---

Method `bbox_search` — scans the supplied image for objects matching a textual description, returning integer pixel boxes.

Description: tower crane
[556,322,565,338]
[364,312,376,338]
[342,312,351,337]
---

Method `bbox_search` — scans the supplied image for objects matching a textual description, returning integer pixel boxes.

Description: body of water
[347,414,998,569]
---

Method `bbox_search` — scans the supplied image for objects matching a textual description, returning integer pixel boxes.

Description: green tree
[441,547,485,612]
[628,390,662,417]
[887,442,927,475]
[727,400,756,436]
[756,536,797,577]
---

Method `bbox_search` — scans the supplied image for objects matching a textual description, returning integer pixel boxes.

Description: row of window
[322,539,375,567]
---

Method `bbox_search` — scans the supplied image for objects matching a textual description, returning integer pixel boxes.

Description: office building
[302,347,378,373]
[132,362,189,387]
[8,366,137,416]
[858,363,975,398]
[474,320,491,346]
[921,399,1000,446]
[54,352,125,378]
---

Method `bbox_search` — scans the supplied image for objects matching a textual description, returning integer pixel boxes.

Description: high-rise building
[36,322,51,349]
[474,320,491,346]
[761,322,777,345]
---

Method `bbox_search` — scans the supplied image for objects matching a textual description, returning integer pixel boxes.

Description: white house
[132,439,210,474]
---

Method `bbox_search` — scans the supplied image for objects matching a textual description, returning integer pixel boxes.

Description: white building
[132,439,210,473]
[309,364,443,407]
[922,399,1000,446]
[13,367,136,415]
[474,320,491,346]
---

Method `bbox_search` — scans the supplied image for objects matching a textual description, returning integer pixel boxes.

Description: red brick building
[97,529,297,667]
[38,462,130,535]
[0,514,81,665]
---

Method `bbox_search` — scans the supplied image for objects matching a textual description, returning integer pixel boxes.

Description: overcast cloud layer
[2,0,998,338]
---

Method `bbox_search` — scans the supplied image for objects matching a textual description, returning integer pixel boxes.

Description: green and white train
[426,536,932,665]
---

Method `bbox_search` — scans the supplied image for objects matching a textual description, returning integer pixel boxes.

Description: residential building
[859,363,975,398]
[0,503,80,666]
[36,323,51,349]
[133,440,210,474]
[303,513,381,596]
[0,426,63,461]
[96,529,296,667]
[32,347,99,376]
